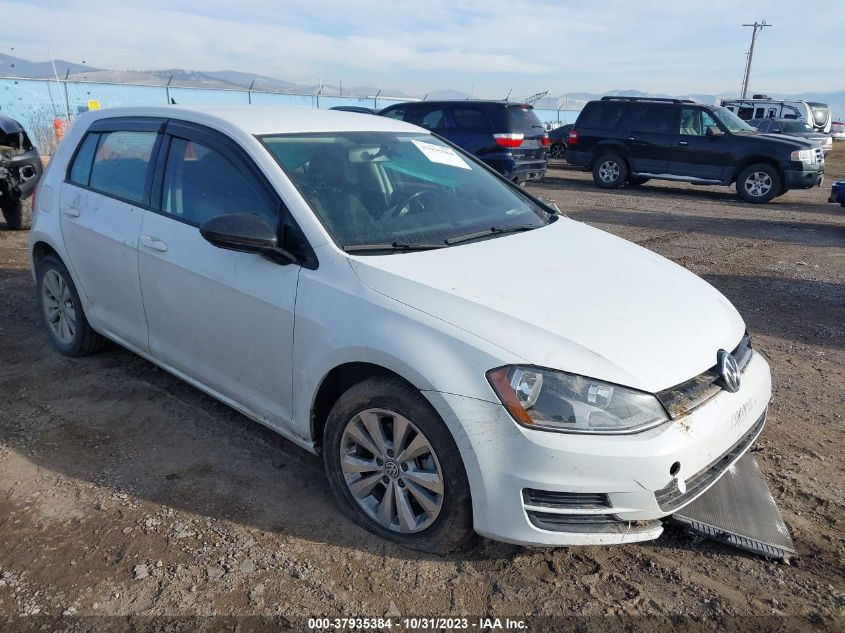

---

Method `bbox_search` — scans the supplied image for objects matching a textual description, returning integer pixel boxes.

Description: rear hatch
[496,104,548,161]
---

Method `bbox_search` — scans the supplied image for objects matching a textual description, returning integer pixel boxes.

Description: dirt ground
[1,146,843,633]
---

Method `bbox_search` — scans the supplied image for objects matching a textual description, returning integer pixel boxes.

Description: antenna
[740,21,772,99]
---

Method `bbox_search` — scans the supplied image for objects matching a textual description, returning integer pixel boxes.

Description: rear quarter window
[577,102,627,131]
[68,133,100,186]
[88,130,158,204]
[504,106,543,133]
[451,107,492,129]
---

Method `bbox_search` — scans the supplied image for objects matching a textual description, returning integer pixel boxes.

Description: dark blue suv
[378,100,549,184]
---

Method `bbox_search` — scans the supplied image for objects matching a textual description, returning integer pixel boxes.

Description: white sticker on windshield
[410,139,471,170]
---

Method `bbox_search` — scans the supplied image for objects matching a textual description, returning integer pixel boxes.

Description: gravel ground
[0,147,843,632]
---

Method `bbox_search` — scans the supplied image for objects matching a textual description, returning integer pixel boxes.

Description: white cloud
[1,0,842,95]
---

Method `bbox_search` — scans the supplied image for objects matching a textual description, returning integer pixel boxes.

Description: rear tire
[36,255,104,356]
[736,164,781,204]
[592,153,628,189]
[1,199,25,230]
[323,376,474,554]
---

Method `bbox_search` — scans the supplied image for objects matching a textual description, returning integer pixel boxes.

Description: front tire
[737,164,781,203]
[626,176,650,187]
[36,255,104,356]
[592,153,628,188]
[323,376,473,554]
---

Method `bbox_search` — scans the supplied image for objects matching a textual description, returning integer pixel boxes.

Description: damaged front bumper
[426,351,772,547]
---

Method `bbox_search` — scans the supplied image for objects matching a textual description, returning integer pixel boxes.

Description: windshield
[781,121,814,133]
[261,132,550,250]
[711,107,756,133]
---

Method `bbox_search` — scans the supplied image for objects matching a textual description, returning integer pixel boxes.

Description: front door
[669,107,733,181]
[58,122,162,351]
[137,123,299,429]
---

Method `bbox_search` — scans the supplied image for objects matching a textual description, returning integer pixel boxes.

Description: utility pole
[740,20,771,99]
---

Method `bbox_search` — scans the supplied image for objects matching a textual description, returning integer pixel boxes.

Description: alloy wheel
[41,269,77,345]
[550,143,566,159]
[744,171,772,198]
[598,160,620,183]
[339,408,444,533]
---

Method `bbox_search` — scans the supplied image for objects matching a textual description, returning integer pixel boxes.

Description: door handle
[61,205,80,217]
[678,140,689,146]
[140,235,167,252]
[626,136,637,141]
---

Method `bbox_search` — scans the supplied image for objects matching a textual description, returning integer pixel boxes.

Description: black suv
[566,97,825,203]
[1,115,43,229]
[378,100,549,184]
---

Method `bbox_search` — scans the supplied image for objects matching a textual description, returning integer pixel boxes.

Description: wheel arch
[731,156,781,184]
[590,141,631,168]
[310,362,423,452]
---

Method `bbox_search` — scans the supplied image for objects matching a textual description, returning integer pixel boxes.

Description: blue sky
[1,0,843,97]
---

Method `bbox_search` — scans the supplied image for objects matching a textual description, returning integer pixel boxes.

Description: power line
[740,20,771,99]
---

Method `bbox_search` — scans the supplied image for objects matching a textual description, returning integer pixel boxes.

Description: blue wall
[0,76,580,153]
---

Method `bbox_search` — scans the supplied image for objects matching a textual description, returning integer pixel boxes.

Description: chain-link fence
[0,76,581,155]
[0,77,409,154]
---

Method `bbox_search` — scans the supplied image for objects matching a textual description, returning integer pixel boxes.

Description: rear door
[624,103,677,174]
[447,105,494,155]
[137,121,299,429]
[669,107,733,180]
[58,118,163,351]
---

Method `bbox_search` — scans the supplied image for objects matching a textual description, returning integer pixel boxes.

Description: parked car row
[565,96,826,203]
[747,118,833,155]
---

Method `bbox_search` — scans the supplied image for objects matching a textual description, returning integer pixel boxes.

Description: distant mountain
[0,53,99,78]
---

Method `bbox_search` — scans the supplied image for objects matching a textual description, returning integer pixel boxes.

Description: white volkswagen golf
[29,106,771,552]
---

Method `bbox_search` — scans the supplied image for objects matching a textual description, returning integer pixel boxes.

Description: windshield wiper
[343,241,448,253]
[445,224,540,245]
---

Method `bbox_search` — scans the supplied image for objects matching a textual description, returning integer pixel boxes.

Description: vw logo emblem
[717,349,741,393]
[384,461,400,479]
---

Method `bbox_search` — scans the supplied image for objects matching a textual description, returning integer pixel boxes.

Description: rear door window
[629,104,676,134]
[381,107,407,121]
[416,107,449,131]
[88,130,158,204]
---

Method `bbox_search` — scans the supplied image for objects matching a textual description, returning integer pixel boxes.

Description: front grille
[523,489,611,510]
[657,334,753,418]
[654,411,766,513]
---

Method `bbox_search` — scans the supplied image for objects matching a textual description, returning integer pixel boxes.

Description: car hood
[751,132,817,150]
[348,218,745,393]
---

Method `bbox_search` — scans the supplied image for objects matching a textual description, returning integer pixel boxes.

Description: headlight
[487,366,669,434]
[790,149,815,163]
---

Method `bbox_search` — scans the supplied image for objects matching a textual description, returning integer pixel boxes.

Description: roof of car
[78,105,423,136]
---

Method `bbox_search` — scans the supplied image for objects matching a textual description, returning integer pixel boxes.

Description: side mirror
[200,213,293,264]
[706,126,724,138]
